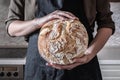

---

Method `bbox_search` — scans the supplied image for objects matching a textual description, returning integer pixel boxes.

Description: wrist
[33,16,48,29]
[85,48,97,56]
[33,18,41,29]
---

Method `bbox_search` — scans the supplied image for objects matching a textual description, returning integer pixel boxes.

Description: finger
[72,56,88,64]
[64,11,79,20]
[46,62,64,70]
[50,62,82,70]
[51,10,79,20]
[54,10,76,20]
[52,10,60,14]
[48,14,64,20]
[66,63,82,70]
[48,63,64,70]
[57,12,76,19]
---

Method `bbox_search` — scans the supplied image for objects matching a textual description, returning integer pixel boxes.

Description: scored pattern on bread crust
[38,19,88,65]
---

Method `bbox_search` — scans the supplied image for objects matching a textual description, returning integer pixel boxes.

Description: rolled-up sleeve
[5,0,25,35]
[96,0,115,34]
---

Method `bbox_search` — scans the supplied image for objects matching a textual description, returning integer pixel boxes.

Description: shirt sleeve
[5,0,25,36]
[96,0,115,34]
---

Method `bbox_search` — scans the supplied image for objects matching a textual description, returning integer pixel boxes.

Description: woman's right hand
[35,10,79,28]
[8,10,78,37]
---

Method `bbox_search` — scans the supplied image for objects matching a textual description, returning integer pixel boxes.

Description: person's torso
[25,1,102,80]
[26,0,94,43]
[24,0,97,26]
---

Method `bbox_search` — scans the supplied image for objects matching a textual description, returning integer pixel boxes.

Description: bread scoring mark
[49,22,62,40]
[40,28,51,36]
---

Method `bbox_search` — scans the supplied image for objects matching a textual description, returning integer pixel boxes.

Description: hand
[46,10,78,20]
[46,51,96,70]
[35,10,79,28]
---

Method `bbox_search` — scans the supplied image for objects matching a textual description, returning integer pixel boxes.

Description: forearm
[8,10,77,37]
[8,18,44,37]
[86,28,113,55]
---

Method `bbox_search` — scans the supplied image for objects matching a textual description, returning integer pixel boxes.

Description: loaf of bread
[38,19,88,65]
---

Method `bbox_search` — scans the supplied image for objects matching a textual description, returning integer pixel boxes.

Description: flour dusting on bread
[38,19,88,65]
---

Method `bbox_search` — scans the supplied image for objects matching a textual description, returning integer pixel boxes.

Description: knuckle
[55,10,60,13]
[65,11,71,14]
[54,10,58,12]
[51,12,56,15]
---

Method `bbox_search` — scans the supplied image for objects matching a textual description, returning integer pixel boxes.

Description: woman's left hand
[46,28,113,70]
[46,52,96,70]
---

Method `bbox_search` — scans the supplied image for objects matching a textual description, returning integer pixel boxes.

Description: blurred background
[0,0,120,80]
[0,0,27,48]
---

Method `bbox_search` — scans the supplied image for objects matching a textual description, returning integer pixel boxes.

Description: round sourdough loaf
[38,19,88,65]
